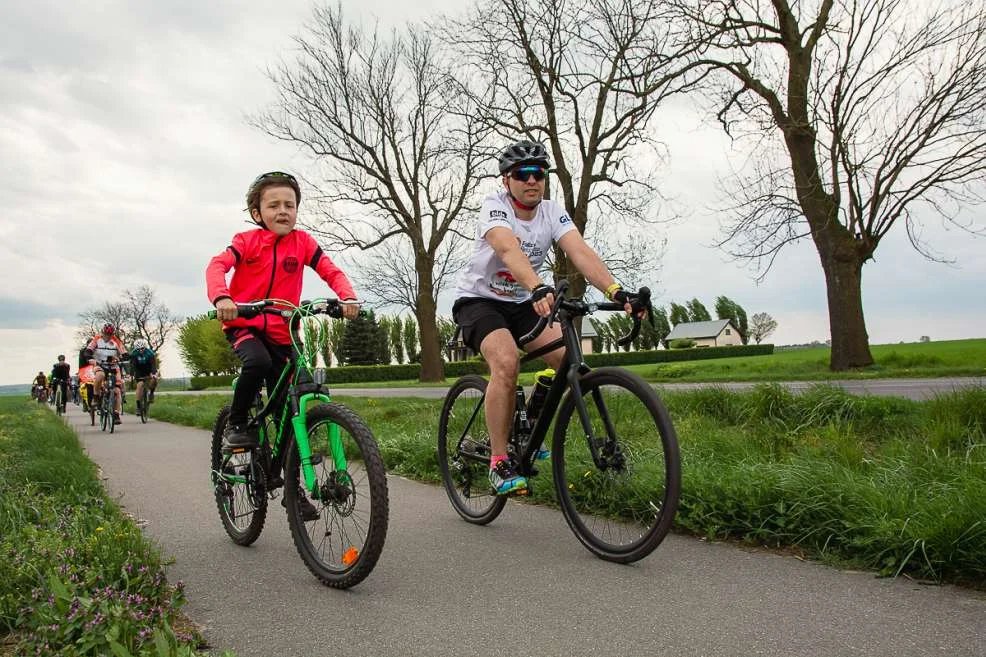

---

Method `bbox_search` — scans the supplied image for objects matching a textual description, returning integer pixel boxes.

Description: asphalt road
[66,405,985,657]
[162,376,986,401]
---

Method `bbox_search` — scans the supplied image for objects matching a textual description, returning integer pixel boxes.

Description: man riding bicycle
[84,323,129,425]
[130,338,159,413]
[451,140,641,495]
[49,355,71,411]
[32,371,47,401]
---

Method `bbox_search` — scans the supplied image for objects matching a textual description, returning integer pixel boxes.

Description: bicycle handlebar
[517,282,653,347]
[207,299,363,321]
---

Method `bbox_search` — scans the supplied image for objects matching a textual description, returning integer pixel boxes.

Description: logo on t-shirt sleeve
[490,209,508,220]
[559,214,572,224]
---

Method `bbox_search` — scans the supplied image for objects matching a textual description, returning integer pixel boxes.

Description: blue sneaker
[489,460,528,495]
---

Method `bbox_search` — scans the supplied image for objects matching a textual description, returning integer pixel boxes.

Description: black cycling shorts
[452,297,540,353]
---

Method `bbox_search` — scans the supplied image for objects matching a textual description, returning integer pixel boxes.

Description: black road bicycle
[438,281,681,563]
[96,362,123,434]
[208,299,389,588]
[134,376,154,424]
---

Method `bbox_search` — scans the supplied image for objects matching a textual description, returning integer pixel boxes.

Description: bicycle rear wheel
[284,402,389,588]
[552,367,680,563]
[55,387,64,416]
[211,403,268,545]
[437,375,507,525]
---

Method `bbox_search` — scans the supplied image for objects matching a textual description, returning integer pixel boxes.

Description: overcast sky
[1,0,983,385]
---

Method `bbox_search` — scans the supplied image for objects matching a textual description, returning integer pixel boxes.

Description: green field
[635,338,986,382]
[150,383,986,586]
[0,398,233,657]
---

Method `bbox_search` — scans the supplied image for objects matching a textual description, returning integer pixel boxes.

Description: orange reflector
[342,547,359,566]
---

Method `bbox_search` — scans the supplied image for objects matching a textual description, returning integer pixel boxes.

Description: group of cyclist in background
[31,323,160,425]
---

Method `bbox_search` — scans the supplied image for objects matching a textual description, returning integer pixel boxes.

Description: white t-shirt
[455,190,577,303]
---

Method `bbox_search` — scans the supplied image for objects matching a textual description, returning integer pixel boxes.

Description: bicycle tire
[100,401,108,432]
[552,367,680,563]
[437,375,507,525]
[210,403,268,545]
[86,384,95,426]
[284,402,389,589]
[139,389,148,424]
[55,387,64,416]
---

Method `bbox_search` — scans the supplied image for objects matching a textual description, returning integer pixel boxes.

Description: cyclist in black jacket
[50,355,71,409]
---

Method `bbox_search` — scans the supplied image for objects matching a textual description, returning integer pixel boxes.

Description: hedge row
[188,344,773,387]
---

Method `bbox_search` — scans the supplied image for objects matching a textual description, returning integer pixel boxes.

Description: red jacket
[206,228,356,345]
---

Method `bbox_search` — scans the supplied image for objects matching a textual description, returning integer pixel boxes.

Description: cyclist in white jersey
[452,140,637,495]
[85,323,129,425]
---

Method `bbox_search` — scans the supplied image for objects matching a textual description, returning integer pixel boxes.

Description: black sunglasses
[509,166,547,182]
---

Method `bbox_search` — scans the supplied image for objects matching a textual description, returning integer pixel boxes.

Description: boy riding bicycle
[452,140,641,495]
[206,171,360,520]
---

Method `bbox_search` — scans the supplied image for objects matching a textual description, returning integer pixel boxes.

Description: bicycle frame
[454,302,622,478]
[237,348,346,499]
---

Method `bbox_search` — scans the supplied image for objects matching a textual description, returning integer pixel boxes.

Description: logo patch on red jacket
[282,256,300,273]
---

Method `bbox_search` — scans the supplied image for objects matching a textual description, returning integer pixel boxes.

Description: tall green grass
[150,385,986,585]
[0,398,235,656]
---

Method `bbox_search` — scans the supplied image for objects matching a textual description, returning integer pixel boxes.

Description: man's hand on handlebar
[215,297,238,321]
[611,286,651,321]
[530,283,555,318]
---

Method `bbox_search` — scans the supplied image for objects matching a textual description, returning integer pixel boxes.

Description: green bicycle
[208,299,389,588]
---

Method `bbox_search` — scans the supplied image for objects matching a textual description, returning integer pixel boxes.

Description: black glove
[530,284,555,304]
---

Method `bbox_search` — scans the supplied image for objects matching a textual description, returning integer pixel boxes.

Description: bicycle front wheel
[437,375,506,525]
[139,389,148,424]
[55,388,64,416]
[552,367,680,563]
[284,403,389,589]
[210,403,268,545]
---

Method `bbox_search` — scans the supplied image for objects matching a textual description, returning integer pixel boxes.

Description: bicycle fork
[569,371,623,471]
[290,393,349,500]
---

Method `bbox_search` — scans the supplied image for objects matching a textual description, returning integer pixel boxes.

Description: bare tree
[446,0,706,302]
[749,312,778,344]
[674,0,986,369]
[252,4,489,382]
[76,286,180,355]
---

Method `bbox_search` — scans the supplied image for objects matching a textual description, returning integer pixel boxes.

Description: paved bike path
[65,405,985,657]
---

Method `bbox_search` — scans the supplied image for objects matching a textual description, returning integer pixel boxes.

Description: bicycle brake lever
[547,280,569,329]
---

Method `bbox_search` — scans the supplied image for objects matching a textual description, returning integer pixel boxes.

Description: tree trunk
[820,249,874,370]
[415,255,445,382]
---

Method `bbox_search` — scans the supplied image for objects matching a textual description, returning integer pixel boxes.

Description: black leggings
[228,334,295,426]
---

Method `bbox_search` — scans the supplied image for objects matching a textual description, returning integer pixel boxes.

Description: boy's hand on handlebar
[341,301,360,320]
[215,298,237,321]
[530,284,555,318]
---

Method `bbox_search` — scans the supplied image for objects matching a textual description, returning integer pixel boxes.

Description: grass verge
[0,398,235,657]
[150,383,986,586]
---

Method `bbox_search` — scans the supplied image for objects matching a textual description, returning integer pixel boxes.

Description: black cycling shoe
[282,488,320,521]
[113,412,122,425]
[222,424,259,453]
